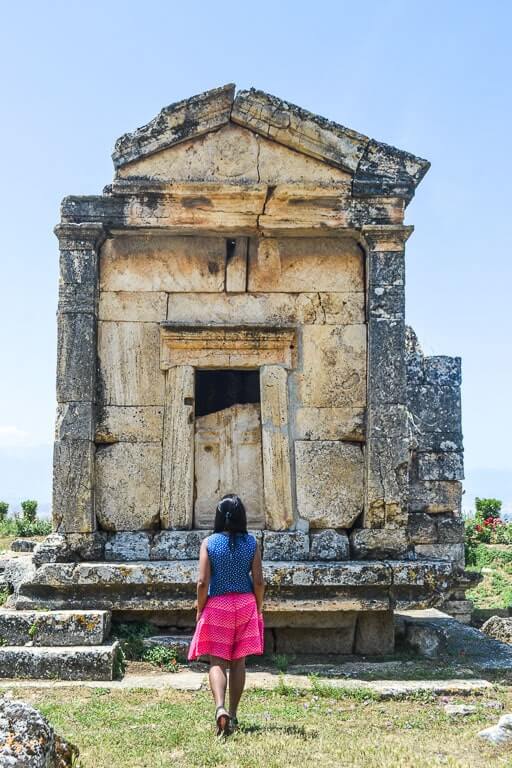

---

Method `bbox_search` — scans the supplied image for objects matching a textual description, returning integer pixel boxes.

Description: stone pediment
[112,84,430,203]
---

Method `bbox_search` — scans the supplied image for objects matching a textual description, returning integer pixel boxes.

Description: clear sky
[0,1,510,516]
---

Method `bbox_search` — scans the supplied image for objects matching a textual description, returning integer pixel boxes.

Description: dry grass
[7,683,512,768]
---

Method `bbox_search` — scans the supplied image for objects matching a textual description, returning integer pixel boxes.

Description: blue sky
[0,1,510,516]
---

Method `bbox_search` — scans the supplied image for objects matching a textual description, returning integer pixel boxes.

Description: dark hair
[214,494,247,550]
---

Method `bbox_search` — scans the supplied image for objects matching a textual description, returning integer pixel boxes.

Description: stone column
[260,365,294,530]
[160,365,195,529]
[53,223,105,534]
[361,225,413,530]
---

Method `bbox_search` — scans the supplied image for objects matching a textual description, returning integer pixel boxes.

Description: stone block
[0,699,79,766]
[275,623,356,654]
[95,405,164,443]
[52,440,95,533]
[416,451,464,481]
[55,402,95,441]
[405,622,443,658]
[151,531,209,560]
[437,514,465,544]
[295,441,364,528]
[365,435,409,528]
[409,481,463,513]
[0,641,120,680]
[167,291,364,326]
[248,237,364,293]
[369,404,408,438]
[100,235,226,292]
[263,531,309,561]
[98,291,167,321]
[56,313,96,402]
[407,383,461,437]
[295,407,365,441]
[10,539,37,553]
[33,534,71,568]
[95,443,162,531]
[309,529,349,561]
[415,543,465,567]
[298,324,366,408]
[350,528,409,560]
[105,532,152,561]
[97,321,165,406]
[406,513,438,544]
[424,356,461,387]
[354,611,395,655]
[66,532,106,561]
[368,316,406,405]
[481,616,512,644]
[0,609,110,646]
[368,250,405,288]
[410,432,464,453]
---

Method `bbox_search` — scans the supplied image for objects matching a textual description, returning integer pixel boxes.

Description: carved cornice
[361,225,414,252]
[54,222,106,251]
[160,324,297,370]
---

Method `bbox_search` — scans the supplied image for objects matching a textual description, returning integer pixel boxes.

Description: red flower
[475,525,483,532]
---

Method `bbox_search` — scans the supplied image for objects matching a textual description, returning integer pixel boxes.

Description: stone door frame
[159,324,296,531]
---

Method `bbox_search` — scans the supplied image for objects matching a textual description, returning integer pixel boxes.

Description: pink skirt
[188,591,265,661]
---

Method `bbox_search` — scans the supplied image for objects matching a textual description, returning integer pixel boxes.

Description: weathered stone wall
[94,232,366,533]
[405,326,465,569]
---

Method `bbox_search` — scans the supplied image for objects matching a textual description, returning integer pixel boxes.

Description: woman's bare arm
[251,542,265,614]
[195,538,211,621]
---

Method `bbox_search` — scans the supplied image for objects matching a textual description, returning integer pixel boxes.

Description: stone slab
[351,528,409,560]
[262,531,309,561]
[95,405,164,443]
[275,624,356,654]
[248,237,364,293]
[0,610,110,646]
[409,481,463,513]
[56,312,96,402]
[105,532,152,561]
[150,531,209,560]
[100,236,226,292]
[99,291,168,321]
[298,324,366,408]
[0,642,120,681]
[416,451,464,481]
[52,439,95,533]
[97,321,165,406]
[167,291,364,326]
[95,443,162,531]
[354,611,395,655]
[294,407,365,441]
[295,441,364,528]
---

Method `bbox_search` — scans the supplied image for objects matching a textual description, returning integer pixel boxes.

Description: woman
[187,493,265,736]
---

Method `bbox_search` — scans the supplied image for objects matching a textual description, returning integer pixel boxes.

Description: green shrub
[0,502,8,521]
[475,497,502,522]
[143,645,181,672]
[111,621,153,661]
[21,500,38,523]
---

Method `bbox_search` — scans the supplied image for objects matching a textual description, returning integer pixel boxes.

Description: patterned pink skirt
[188,591,265,661]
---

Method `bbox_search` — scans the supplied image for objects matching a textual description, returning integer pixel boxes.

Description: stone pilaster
[362,225,412,529]
[52,223,105,534]
[160,365,195,530]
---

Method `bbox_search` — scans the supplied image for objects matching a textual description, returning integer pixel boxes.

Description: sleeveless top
[207,532,257,597]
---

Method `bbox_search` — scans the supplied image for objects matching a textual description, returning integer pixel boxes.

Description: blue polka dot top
[207,532,257,597]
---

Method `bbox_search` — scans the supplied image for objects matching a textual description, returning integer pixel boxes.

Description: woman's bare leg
[228,656,246,718]
[209,655,228,708]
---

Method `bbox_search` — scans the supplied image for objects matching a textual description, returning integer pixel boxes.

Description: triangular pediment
[112,84,430,203]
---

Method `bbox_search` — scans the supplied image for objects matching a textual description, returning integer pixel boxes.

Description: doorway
[193,370,264,529]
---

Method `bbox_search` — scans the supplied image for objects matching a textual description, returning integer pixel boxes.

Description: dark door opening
[193,369,264,529]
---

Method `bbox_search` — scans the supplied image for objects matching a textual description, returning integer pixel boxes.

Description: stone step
[15,558,459,615]
[0,641,121,681]
[0,609,111,646]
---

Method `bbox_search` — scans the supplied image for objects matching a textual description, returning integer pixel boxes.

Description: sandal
[230,715,239,731]
[215,705,230,737]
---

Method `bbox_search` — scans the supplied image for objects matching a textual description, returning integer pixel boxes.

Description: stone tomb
[17,84,470,654]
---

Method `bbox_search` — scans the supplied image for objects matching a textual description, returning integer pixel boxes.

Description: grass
[467,544,512,610]
[8,685,511,767]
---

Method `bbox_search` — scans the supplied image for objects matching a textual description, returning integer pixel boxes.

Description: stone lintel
[160,324,297,370]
